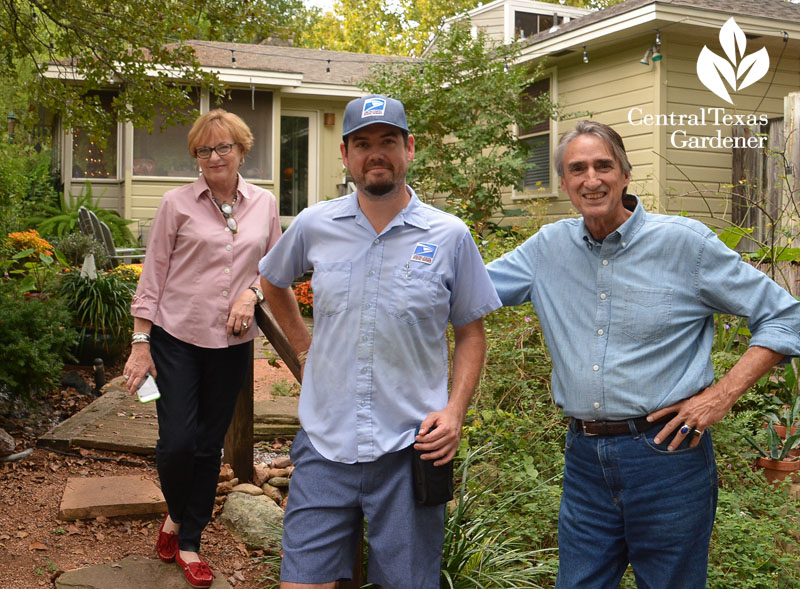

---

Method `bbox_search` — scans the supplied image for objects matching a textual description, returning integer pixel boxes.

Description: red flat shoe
[176,552,216,588]
[156,514,179,563]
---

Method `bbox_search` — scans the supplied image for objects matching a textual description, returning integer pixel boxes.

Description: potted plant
[57,269,135,364]
[744,424,800,484]
[758,362,800,456]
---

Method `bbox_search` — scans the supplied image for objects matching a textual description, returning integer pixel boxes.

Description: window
[515,12,562,39]
[72,91,117,179]
[133,93,200,177]
[216,89,273,181]
[279,115,309,216]
[519,78,552,194]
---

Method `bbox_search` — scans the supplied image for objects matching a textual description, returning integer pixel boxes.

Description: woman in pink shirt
[123,109,281,588]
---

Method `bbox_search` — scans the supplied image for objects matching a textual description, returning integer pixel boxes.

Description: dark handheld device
[412,424,454,506]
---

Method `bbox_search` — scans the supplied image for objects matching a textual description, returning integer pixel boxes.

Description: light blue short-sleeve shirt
[259,188,501,463]
[487,196,800,420]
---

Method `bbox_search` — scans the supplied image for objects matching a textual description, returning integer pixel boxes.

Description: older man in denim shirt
[487,120,800,588]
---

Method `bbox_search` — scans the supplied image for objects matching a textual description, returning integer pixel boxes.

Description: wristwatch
[249,286,264,303]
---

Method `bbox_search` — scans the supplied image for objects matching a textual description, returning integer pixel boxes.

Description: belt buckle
[580,420,599,436]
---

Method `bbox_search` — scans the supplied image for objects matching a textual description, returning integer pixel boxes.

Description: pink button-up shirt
[131,175,281,348]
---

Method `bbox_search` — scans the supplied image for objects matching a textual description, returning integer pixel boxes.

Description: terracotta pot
[770,424,798,438]
[755,457,800,485]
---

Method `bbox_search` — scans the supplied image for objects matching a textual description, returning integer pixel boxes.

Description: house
[44,42,402,241]
[438,0,591,46]
[453,0,800,230]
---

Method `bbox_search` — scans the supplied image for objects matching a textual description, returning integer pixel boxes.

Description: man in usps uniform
[258,95,501,588]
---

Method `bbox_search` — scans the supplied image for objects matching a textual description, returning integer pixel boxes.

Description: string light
[326,59,330,73]
[230,49,236,66]
[582,45,588,64]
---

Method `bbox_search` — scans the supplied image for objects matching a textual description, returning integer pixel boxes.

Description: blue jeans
[556,419,718,589]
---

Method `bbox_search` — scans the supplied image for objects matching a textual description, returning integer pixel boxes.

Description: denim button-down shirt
[487,196,800,420]
[259,188,501,463]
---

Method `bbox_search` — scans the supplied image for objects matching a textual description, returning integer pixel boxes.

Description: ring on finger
[242,322,248,329]
[679,424,691,435]
[693,429,703,437]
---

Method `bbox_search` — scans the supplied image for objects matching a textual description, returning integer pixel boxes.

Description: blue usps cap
[343,95,408,139]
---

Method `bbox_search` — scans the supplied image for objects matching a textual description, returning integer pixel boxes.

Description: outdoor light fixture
[651,30,662,61]
[640,48,653,65]
[7,112,17,141]
[323,113,335,126]
[651,46,663,61]
[583,45,588,63]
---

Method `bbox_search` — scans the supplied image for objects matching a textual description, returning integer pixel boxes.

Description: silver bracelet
[132,332,151,344]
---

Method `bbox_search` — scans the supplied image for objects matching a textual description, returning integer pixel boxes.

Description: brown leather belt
[573,413,675,436]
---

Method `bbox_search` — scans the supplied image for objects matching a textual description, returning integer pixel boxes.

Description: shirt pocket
[621,287,673,342]
[311,262,351,317]
[389,265,442,324]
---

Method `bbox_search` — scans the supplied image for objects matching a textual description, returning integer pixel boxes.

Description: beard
[362,178,398,197]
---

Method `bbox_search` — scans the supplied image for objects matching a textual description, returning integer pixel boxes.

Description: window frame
[514,71,558,200]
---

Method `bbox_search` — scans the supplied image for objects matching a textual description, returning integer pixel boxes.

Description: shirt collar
[333,185,431,231]
[191,174,250,200]
[581,193,644,246]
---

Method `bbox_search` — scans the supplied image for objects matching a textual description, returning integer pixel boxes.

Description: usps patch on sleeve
[411,242,438,264]
[362,97,386,118]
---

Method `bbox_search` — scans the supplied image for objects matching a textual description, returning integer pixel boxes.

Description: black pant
[150,325,250,552]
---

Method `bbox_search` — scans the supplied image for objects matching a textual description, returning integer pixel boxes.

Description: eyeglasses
[195,143,236,159]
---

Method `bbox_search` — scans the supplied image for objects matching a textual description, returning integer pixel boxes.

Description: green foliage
[0,282,77,405]
[26,183,137,247]
[0,143,59,237]
[441,445,557,587]
[57,270,135,339]
[363,23,557,234]
[0,0,261,140]
[744,424,800,462]
[709,416,800,587]
[7,249,65,293]
[54,232,110,270]
[192,0,313,45]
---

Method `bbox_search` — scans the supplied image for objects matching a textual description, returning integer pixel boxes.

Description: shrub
[58,270,135,339]
[26,183,137,247]
[0,282,77,406]
[0,144,59,238]
[54,232,110,269]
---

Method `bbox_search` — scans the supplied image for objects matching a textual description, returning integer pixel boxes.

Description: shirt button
[621,241,627,247]
[368,270,375,276]
[602,259,609,266]
[597,329,604,335]
[594,402,601,409]
[593,365,599,371]
[361,367,369,374]
[222,290,229,297]
[226,244,232,251]
[600,293,607,300]
[224,268,230,274]
[374,238,380,245]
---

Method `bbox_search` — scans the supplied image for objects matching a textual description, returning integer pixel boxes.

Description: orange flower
[4,229,54,257]
[293,280,313,317]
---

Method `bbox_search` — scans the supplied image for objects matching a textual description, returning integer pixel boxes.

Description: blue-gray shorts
[280,429,446,587]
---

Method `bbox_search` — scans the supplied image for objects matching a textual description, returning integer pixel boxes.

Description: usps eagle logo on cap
[362,97,387,118]
[411,242,437,264]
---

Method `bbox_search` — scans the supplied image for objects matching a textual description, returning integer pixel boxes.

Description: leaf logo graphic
[696,17,770,104]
